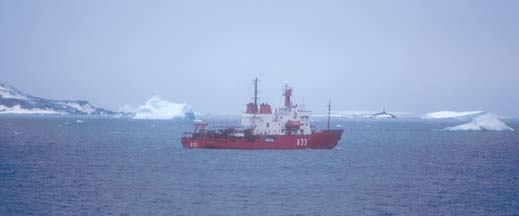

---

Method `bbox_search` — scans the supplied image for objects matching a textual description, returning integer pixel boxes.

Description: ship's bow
[310,129,344,149]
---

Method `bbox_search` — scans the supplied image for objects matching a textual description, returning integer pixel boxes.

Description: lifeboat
[285,120,301,129]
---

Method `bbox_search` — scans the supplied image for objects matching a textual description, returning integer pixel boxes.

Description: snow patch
[61,102,95,114]
[445,114,514,131]
[133,95,192,120]
[423,111,484,119]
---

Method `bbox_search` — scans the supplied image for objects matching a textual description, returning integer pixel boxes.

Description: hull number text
[296,138,308,146]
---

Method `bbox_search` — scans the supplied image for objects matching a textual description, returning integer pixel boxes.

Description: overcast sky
[1,0,517,116]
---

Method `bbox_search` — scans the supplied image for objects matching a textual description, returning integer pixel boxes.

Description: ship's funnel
[245,102,258,114]
[259,103,272,114]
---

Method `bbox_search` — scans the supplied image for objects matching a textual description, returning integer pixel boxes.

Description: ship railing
[182,132,193,138]
[277,109,290,115]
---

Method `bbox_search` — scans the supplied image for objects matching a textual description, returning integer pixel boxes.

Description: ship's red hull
[181,129,343,150]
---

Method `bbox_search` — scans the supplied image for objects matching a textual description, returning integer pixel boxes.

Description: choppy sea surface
[0,116,518,216]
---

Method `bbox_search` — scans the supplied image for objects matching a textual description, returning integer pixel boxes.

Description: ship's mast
[253,78,259,106]
[327,101,331,130]
[283,83,292,109]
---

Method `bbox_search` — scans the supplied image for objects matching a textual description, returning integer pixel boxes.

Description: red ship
[181,79,344,149]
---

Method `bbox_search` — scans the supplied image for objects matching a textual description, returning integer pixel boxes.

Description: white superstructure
[240,82,312,136]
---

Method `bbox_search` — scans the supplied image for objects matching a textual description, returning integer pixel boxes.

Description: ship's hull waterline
[182,129,344,150]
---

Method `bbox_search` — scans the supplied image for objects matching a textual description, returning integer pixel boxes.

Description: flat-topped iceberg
[423,111,485,119]
[133,95,194,120]
[445,114,514,131]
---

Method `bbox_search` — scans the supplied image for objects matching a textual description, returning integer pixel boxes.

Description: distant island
[372,110,397,119]
[326,109,398,119]
[0,82,113,115]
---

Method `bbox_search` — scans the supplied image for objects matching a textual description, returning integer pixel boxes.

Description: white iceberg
[423,111,484,119]
[133,95,192,120]
[445,114,514,131]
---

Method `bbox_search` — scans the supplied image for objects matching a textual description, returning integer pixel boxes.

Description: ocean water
[0,116,518,216]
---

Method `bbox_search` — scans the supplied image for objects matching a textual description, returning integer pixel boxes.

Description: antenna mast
[327,101,331,130]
